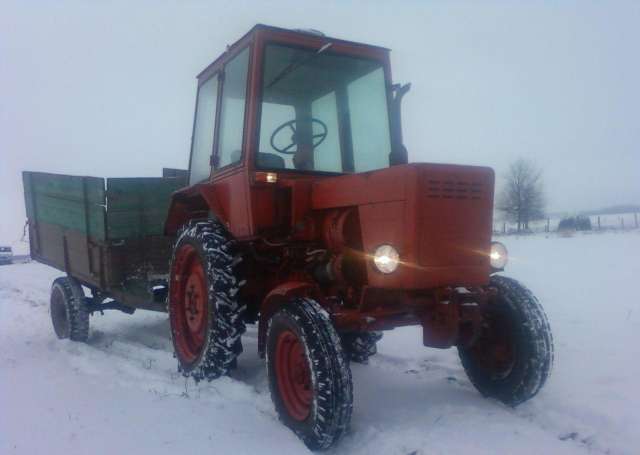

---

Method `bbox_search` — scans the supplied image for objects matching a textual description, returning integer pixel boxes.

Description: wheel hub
[184,273,206,332]
[472,310,516,378]
[50,286,69,338]
[170,244,209,364]
[275,330,312,421]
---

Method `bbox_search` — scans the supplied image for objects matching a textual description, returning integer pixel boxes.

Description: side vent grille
[426,180,483,200]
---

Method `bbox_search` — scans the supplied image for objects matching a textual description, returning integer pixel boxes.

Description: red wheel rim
[170,244,209,364]
[275,330,313,421]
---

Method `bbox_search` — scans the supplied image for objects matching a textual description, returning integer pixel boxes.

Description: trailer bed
[23,171,185,311]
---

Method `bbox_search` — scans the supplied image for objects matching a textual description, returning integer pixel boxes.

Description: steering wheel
[270,118,328,155]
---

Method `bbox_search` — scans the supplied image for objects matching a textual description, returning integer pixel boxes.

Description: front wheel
[458,275,554,406]
[266,298,353,450]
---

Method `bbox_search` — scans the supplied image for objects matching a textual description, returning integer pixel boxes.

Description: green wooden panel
[106,178,183,239]
[23,171,106,241]
[29,172,104,203]
[35,194,87,232]
[107,208,173,238]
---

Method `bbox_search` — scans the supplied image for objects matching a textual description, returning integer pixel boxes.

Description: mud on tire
[267,298,353,450]
[168,220,245,381]
[50,276,89,342]
[458,275,554,406]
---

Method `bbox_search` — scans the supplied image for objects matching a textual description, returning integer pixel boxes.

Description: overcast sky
[1,0,639,244]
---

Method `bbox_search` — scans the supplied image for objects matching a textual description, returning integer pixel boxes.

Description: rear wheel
[458,275,554,406]
[266,298,353,450]
[50,276,89,342]
[168,220,245,381]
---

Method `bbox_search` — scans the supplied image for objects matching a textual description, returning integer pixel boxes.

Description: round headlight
[373,244,400,274]
[490,241,508,270]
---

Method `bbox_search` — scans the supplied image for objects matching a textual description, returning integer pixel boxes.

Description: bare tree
[498,158,545,232]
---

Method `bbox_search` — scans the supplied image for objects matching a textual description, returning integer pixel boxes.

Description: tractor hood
[311,163,495,289]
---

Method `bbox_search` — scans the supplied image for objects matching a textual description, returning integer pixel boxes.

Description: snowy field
[1,231,639,455]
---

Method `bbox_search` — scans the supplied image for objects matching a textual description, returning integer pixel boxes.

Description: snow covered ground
[1,231,639,455]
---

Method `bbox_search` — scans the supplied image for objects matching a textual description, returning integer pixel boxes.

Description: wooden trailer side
[22,171,107,288]
[103,177,184,310]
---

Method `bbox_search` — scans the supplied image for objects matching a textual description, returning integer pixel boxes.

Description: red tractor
[25,25,553,450]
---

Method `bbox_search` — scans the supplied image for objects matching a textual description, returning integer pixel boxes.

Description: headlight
[373,244,400,274]
[490,241,508,270]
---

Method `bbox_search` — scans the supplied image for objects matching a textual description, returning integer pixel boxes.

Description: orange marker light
[255,172,278,184]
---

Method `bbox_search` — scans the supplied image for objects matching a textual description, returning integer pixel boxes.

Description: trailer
[23,170,186,313]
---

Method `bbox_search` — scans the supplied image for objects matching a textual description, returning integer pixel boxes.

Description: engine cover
[312,163,495,289]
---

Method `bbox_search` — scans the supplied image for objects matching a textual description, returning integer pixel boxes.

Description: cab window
[188,75,218,185]
[348,67,391,172]
[257,44,392,173]
[216,47,250,168]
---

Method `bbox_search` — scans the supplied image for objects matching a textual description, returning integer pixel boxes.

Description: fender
[164,183,227,236]
[257,281,320,357]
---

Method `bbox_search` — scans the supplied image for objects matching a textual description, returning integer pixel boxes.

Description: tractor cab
[173,25,408,239]
[188,25,403,183]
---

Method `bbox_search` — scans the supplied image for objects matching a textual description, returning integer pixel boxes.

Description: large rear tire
[458,275,554,406]
[168,220,245,381]
[266,298,353,450]
[50,276,89,342]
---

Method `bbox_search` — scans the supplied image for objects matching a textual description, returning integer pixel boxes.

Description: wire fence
[494,212,640,235]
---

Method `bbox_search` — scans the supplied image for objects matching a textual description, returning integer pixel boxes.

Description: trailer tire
[458,275,554,406]
[266,297,353,450]
[50,276,89,342]
[168,220,245,381]
[341,331,383,363]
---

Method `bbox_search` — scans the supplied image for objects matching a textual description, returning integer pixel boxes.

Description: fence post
[635,212,638,228]
[597,216,601,230]
[503,222,506,234]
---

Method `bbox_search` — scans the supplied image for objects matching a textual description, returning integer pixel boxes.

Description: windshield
[257,44,392,173]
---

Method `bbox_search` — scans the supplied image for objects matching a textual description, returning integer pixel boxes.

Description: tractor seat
[257,152,285,169]
[227,150,285,169]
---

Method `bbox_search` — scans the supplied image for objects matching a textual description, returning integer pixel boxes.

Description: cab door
[186,45,253,239]
[209,46,252,238]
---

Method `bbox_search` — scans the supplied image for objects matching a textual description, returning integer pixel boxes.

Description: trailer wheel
[341,331,383,363]
[266,298,353,450]
[168,220,245,381]
[50,276,89,342]
[458,275,554,406]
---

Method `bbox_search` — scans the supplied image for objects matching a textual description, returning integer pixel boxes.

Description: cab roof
[196,24,390,82]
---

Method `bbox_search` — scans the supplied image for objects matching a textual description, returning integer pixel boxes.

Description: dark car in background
[0,246,13,264]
